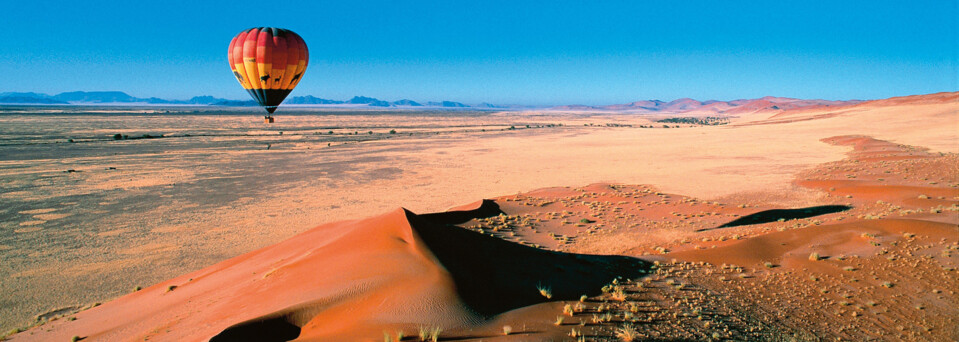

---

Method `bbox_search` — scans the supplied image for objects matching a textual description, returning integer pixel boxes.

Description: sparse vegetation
[537,283,552,299]
[611,287,628,301]
[614,323,641,341]
[418,326,442,342]
[656,116,729,125]
[382,330,405,342]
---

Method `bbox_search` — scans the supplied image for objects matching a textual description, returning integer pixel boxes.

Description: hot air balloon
[228,27,308,123]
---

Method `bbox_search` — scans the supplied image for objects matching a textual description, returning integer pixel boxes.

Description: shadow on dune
[699,205,852,231]
[408,201,648,316]
[210,316,299,342]
[211,200,648,341]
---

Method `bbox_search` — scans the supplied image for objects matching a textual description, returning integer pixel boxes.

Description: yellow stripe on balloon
[244,58,260,89]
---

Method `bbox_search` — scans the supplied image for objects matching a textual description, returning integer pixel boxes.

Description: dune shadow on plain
[698,205,852,232]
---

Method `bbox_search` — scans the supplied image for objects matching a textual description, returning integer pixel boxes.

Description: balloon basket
[264,116,275,123]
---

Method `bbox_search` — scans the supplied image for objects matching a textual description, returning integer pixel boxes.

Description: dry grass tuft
[537,283,553,299]
[614,323,641,341]
[418,326,442,342]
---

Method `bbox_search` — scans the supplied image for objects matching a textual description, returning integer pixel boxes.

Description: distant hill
[53,91,139,103]
[186,96,224,105]
[427,101,468,108]
[347,96,392,107]
[285,95,344,105]
[392,99,422,106]
[212,100,257,106]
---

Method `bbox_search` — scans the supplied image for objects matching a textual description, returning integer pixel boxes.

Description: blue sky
[1,1,956,105]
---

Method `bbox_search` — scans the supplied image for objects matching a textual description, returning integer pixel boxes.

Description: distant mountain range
[0,91,863,113]
[0,91,231,105]
[552,96,862,115]
[0,91,478,108]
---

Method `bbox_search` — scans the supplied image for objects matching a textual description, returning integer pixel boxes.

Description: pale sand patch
[151,226,189,233]
[83,169,196,191]
[18,208,57,215]
[60,256,165,277]
[15,227,42,233]
[1,191,31,199]
[98,229,129,237]
[33,213,72,221]
[19,220,45,226]
[119,243,176,255]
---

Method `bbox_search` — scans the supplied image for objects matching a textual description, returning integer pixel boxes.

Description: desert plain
[0,92,957,341]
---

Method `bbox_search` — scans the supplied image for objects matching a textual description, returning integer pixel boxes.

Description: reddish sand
[7,94,958,341]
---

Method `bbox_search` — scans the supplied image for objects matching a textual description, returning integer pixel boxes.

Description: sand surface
[1,93,956,340]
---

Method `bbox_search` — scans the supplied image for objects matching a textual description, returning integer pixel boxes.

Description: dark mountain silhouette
[53,91,138,103]
[212,100,257,106]
[391,99,422,106]
[347,96,391,107]
[427,101,468,108]
[285,96,344,105]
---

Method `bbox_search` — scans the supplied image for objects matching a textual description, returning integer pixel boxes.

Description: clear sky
[1,0,956,105]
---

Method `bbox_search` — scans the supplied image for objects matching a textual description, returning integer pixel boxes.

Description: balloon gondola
[228,27,308,123]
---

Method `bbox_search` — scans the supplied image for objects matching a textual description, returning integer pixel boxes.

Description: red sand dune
[13,202,642,341]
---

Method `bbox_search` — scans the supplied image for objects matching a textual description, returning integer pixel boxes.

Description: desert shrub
[418,326,442,342]
[611,287,628,301]
[537,283,552,299]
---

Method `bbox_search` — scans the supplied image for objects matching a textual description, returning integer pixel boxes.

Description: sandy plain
[0,93,956,341]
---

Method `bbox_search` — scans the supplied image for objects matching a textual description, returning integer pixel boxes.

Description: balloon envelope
[228,27,308,114]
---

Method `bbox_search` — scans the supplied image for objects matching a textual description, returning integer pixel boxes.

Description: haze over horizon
[2,1,956,106]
